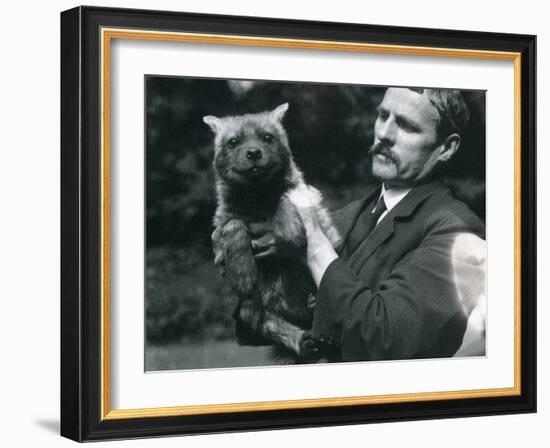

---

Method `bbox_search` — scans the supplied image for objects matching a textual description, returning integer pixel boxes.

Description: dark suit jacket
[312,180,485,361]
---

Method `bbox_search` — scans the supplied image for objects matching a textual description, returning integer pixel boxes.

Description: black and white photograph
[145,76,487,371]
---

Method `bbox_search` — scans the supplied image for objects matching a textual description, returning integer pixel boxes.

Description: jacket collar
[336,180,448,259]
[381,184,412,214]
[333,185,379,254]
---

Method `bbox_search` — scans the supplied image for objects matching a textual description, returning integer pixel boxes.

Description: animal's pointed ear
[271,103,289,122]
[203,115,222,133]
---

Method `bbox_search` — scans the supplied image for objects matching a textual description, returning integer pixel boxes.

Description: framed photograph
[60,6,536,442]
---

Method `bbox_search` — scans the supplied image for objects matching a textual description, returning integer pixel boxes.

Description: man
[254,87,486,361]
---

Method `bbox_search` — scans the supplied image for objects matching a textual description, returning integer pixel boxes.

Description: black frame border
[60,5,536,442]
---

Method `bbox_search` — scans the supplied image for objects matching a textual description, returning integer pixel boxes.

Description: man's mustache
[369,141,398,165]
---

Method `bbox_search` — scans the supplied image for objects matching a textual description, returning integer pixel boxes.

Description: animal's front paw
[211,227,225,266]
[216,219,259,295]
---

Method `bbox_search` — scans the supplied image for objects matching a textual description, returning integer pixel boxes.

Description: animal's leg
[212,219,258,297]
[261,312,305,355]
[233,298,271,345]
[261,313,325,362]
[211,226,226,271]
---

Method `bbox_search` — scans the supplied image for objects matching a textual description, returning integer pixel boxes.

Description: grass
[145,339,275,371]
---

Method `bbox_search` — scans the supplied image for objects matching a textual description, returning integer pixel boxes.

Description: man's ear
[271,103,289,122]
[203,115,221,133]
[437,133,461,163]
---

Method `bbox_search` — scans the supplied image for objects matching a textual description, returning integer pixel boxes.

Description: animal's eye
[263,133,274,144]
[227,137,240,148]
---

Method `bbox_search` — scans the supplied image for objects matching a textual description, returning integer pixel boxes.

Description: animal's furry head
[203,103,302,189]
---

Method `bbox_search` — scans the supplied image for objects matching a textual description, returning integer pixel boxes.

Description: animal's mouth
[248,166,265,176]
[227,162,280,184]
[235,163,273,178]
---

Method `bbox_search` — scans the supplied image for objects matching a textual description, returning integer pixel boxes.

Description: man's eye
[398,121,420,133]
[263,133,274,144]
[227,137,240,148]
[377,110,389,121]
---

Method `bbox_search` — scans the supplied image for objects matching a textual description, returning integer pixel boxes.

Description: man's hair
[408,88,471,142]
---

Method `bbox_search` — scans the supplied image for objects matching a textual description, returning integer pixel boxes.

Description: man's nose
[376,117,396,144]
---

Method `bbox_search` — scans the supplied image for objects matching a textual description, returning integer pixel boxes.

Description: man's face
[371,88,443,188]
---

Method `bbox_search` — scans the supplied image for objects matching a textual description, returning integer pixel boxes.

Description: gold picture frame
[61,5,536,442]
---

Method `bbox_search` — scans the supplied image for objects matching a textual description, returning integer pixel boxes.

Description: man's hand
[287,185,339,286]
[306,293,316,311]
[248,221,277,259]
[286,184,324,237]
[248,221,300,260]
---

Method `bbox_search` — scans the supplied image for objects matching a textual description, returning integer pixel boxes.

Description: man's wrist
[306,230,338,286]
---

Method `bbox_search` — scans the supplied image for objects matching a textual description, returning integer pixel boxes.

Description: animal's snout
[245,148,263,160]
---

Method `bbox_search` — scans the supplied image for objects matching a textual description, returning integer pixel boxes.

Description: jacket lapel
[332,185,381,255]
[349,181,447,271]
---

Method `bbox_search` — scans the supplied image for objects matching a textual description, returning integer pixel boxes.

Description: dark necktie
[344,196,387,257]
[370,195,387,225]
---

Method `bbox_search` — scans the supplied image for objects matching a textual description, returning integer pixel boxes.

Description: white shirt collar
[378,183,411,213]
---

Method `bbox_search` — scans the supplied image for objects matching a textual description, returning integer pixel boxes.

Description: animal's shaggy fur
[203,103,340,362]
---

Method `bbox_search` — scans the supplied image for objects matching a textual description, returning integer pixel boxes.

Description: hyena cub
[203,103,340,362]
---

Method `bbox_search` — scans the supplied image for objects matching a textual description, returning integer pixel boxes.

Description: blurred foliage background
[145,76,486,370]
